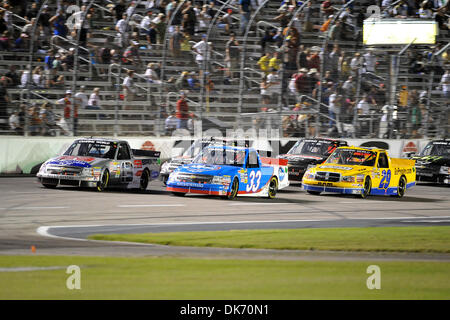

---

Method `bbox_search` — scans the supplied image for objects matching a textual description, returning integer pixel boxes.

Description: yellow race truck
[302,146,416,198]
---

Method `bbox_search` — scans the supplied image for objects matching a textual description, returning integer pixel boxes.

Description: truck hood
[169,156,195,165]
[279,154,325,165]
[412,155,450,167]
[176,163,237,176]
[46,156,109,168]
[313,164,371,175]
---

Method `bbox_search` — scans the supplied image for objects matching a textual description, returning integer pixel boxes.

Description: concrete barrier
[0,136,431,174]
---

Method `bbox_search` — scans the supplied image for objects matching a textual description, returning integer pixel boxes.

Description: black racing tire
[42,183,57,189]
[307,190,321,195]
[226,177,239,200]
[268,176,278,199]
[97,169,109,192]
[139,169,150,192]
[396,176,407,198]
[172,192,186,197]
[360,176,371,199]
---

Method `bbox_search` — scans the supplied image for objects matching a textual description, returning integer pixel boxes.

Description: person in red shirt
[176,91,189,129]
[57,90,78,135]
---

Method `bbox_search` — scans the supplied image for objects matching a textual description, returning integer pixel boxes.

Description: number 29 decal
[379,169,391,189]
[246,170,261,192]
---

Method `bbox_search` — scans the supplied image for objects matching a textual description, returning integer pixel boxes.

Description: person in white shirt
[75,86,89,109]
[357,95,370,115]
[9,110,22,134]
[440,70,450,99]
[123,70,136,111]
[165,111,178,135]
[140,10,152,33]
[363,50,376,73]
[192,35,211,78]
[87,87,101,109]
[144,63,162,84]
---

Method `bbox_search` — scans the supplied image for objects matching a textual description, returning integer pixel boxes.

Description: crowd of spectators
[0,0,449,137]
[251,0,450,138]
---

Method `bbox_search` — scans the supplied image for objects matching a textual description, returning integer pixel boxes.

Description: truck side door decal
[246,170,262,192]
[379,169,391,189]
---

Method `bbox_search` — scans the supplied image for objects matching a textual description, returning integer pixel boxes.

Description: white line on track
[0,206,69,210]
[228,202,296,206]
[117,204,186,208]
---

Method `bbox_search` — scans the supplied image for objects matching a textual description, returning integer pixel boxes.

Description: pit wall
[0,136,431,174]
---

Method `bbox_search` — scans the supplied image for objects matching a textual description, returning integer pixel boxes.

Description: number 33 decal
[246,171,261,192]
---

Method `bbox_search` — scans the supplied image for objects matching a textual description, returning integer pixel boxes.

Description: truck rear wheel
[268,177,278,199]
[396,176,407,198]
[139,169,149,192]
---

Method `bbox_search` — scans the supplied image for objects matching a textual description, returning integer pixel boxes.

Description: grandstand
[0,0,448,139]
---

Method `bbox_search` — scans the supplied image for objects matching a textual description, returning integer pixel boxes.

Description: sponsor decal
[141,141,155,151]
[403,141,418,153]
[320,165,353,171]
[151,171,159,179]
[134,160,143,168]
[279,167,286,180]
[394,168,413,175]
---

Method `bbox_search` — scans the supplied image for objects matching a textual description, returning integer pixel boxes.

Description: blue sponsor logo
[279,167,286,180]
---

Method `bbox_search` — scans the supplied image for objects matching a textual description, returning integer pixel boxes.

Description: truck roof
[337,146,387,153]
[74,138,128,144]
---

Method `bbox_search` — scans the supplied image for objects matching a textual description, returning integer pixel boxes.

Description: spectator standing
[39,103,57,136]
[257,51,271,75]
[192,34,210,78]
[239,0,252,36]
[363,49,377,73]
[123,70,136,111]
[0,77,9,129]
[225,32,240,79]
[75,86,89,110]
[165,110,178,135]
[57,90,78,136]
[176,91,189,129]
[169,25,183,59]
[440,69,450,99]
[9,109,22,135]
[49,9,67,39]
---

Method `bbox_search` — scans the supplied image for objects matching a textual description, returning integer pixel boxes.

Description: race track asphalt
[1,177,449,261]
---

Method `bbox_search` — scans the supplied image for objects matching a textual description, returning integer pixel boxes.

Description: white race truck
[37,138,161,191]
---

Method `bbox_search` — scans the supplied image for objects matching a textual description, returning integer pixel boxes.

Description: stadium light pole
[159,0,186,136]
[277,0,311,136]
[26,0,50,137]
[200,0,235,126]
[238,0,270,126]
[317,0,354,135]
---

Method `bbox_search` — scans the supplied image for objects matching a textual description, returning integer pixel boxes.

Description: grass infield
[0,255,449,299]
[88,226,450,253]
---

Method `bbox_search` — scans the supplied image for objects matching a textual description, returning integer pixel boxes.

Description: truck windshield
[64,141,117,159]
[326,149,377,167]
[183,140,212,158]
[288,139,335,156]
[193,148,246,166]
[420,142,450,157]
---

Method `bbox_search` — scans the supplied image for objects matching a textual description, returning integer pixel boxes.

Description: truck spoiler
[260,157,288,166]
[132,149,161,158]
